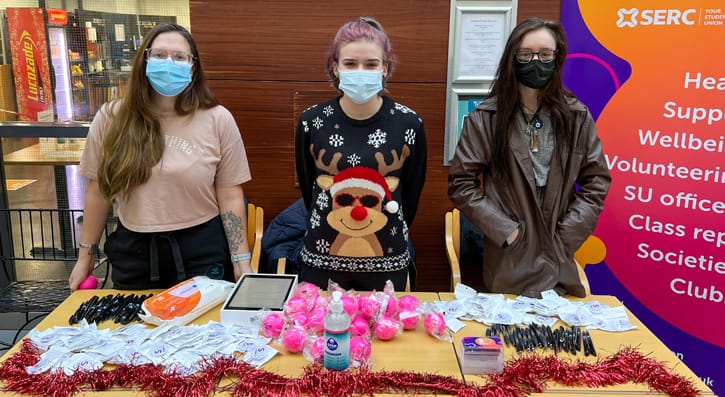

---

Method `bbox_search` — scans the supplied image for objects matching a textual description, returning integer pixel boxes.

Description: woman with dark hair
[448,18,611,298]
[295,17,427,291]
[69,23,252,290]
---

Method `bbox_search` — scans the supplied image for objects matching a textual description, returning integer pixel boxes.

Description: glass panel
[0,0,190,123]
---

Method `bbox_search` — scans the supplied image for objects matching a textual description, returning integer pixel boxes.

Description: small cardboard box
[220,273,298,327]
[460,336,504,375]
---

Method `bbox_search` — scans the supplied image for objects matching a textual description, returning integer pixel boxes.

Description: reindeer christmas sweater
[295,96,427,273]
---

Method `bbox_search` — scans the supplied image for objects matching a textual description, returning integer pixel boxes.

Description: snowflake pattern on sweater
[295,96,427,272]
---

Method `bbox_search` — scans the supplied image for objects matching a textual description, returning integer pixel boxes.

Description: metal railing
[0,208,115,348]
[0,208,115,282]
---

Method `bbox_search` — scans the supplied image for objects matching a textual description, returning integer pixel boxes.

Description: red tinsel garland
[0,339,700,397]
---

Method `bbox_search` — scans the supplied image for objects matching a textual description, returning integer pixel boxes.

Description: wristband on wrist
[79,242,98,257]
[231,252,252,262]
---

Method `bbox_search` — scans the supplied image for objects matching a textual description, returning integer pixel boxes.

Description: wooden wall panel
[193,0,562,292]
[190,0,450,83]
[518,0,562,22]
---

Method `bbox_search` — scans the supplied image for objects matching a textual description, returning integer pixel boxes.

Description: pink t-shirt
[79,104,252,232]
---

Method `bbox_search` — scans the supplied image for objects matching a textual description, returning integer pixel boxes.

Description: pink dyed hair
[325,17,397,93]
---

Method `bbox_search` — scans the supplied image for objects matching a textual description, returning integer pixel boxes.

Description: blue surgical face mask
[338,69,383,104]
[145,58,192,97]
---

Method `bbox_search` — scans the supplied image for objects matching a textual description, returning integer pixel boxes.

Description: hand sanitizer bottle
[324,291,351,370]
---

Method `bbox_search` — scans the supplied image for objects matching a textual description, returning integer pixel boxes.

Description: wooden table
[0,290,714,396]
[440,292,715,396]
[4,179,36,191]
[0,290,462,396]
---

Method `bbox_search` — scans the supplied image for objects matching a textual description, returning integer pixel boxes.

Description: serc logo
[617,8,697,28]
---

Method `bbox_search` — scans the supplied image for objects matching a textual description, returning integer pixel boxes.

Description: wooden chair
[275,258,289,275]
[444,209,463,292]
[247,203,264,273]
[444,208,590,294]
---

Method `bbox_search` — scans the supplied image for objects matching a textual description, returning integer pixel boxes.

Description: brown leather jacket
[448,97,611,298]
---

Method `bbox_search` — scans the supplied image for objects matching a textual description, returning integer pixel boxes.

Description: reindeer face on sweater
[326,186,388,237]
[313,147,408,257]
[315,166,400,257]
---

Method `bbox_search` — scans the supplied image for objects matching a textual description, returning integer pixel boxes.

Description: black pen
[116,295,140,324]
[575,326,582,352]
[583,330,591,356]
[69,301,88,324]
[71,295,99,324]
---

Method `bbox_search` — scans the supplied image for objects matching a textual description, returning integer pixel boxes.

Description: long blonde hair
[97,23,219,200]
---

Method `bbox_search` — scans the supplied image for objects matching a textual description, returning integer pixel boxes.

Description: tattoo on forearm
[221,210,245,252]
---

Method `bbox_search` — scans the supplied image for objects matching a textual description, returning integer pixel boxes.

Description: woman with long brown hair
[448,18,611,298]
[69,23,252,290]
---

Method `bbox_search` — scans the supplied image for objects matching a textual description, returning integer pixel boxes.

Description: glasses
[335,193,380,208]
[515,49,557,64]
[145,48,195,65]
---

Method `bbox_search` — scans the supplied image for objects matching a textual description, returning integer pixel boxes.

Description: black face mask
[515,60,556,89]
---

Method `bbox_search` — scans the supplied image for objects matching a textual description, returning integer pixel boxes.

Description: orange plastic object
[143,278,202,321]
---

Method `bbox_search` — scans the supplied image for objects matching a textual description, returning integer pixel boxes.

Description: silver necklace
[520,105,543,153]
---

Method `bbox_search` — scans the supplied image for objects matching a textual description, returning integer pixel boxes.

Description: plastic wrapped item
[373,316,402,341]
[398,295,420,311]
[261,312,286,338]
[303,336,325,364]
[350,335,372,367]
[358,292,386,321]
[295,281,321,302]
[280,325,309,353]
[382,280,398,317]
[460,336,504,374]
[423,312,448,340]
[398,310,420,330]
[351,315,371,337]
[398,295,422,331]
[284,296,309,315]
[139,276,234,327]
[307,308,327,334]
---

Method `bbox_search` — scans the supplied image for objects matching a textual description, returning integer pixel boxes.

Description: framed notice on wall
[451,5,512,82]
[444,0,516,164]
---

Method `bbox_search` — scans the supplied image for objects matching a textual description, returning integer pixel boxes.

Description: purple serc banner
[561,0,725,395]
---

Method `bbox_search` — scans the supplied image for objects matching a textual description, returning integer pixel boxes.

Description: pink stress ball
[424,312,446,337]
[340,295,358,317]
[351,315,370,337]
[307,308,326,333]
[310,337,324,361]
[78,275,98,290]
[296,282,320,301]
[261,312,285,338]
[282,326,307,353]
[350,336,372,362]
[398,295,420,311]
[374,317,399,341]
[284,296,308,314]
[358,294,381,320]
[289,311,310,327]
[312,295,328,311]
[399,310,419,330]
